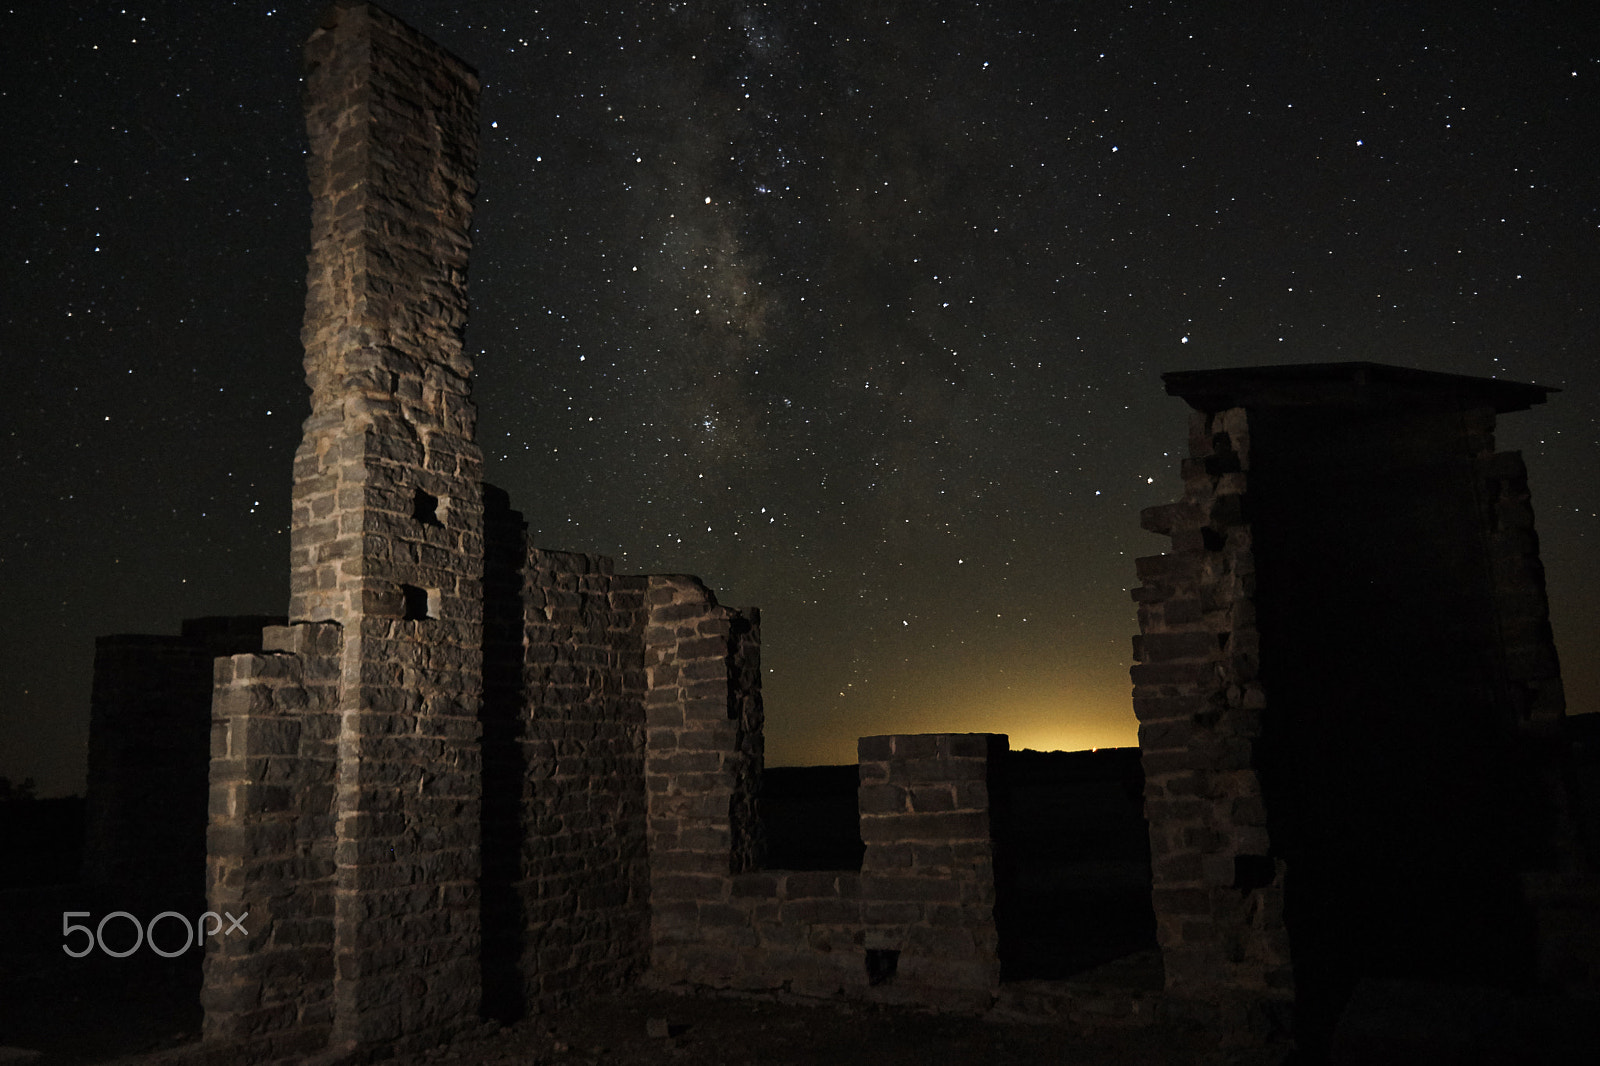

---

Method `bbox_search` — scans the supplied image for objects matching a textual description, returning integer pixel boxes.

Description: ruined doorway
[993,748,1157,981]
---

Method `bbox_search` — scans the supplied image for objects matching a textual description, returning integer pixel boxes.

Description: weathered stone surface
[646,731,1004,1010]
[1137,366,1578,1056]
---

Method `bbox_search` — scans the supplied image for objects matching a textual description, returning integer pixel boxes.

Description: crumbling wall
[1135,364,1579,1052]
[203,623,341,1059]
[648,730,1005,1011]
[1131,405,1292,1022]
[209,3,487,1056]
[1472,428,1588,992]
[643,575,764,929]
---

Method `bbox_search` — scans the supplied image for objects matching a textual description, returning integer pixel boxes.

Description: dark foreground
[371,987,1280,1066]
[1,953,1282,1066]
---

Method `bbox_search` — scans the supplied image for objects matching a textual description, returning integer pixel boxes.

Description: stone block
[889,734,940,760]
[781,898,861,925]
[857,760,889,783]
[907,925,978,958]
[862,876,962,903]
[857,783,906,815]
[1134,551,1204,582]
[1129,661,1216,686]
[862,842,914,869]
[652,873,727,900]
[1132,694,1202,722]
[857,736,894,761]
[1141,630,1219,662]
[1158,851,1204,882]
[944,734,999,759]
[865,810,990,843]
[785,871,844,898]
[1138,720,1190,751]
[908,786,955,812]
[862,901,922,925]
[730,873,780,899]
[696,901,750,929]
[1153,887,1211,916]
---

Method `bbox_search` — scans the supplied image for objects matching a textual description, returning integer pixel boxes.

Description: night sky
[3,1,1596,797]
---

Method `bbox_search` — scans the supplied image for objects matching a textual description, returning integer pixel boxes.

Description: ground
[1,950,1288,1066]
[372,987,1287,1066]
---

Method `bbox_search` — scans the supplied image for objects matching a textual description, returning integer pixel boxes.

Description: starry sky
[3,1,1596,797]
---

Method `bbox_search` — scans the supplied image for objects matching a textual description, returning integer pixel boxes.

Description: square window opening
[401,584,437,621]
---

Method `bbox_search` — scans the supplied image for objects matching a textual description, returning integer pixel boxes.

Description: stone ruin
[1130,363,1594,1053]
[70,5,1596,1062]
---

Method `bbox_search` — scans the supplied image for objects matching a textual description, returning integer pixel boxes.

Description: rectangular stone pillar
[642,576,763,974]
[856,732,1005,1009]
[294,4,484,1052]
[204,624,342,1059]
[1140,363,1573,1050]
[1131,406,1293,1013]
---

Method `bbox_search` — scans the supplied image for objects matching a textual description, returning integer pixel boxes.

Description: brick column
[1131,406,1293,1013]
[643,576,762,975]
[204,624,341,1058]
[856,733,1005,1009]
[294,4,484,1051]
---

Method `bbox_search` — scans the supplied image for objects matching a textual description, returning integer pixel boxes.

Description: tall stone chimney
[293,2,484,1049]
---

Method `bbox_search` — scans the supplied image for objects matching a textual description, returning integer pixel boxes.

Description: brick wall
[1136,364,1579,1050]
[647,730,1006,1012]
[203,623,341,1059]
[481,544,652,1016]
[1131,405,1292,1013]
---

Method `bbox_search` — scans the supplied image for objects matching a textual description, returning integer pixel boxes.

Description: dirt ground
[3,886,1286,1066]
[1,957,1288,1066]
[380,986,1286,1066]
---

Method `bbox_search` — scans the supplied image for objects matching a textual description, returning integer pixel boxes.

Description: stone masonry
[1131,363,1581,1051]
[296,2,485,1053]
[204,3,489,1057]
[192,8,766,1061]
[480,523,655,1017]
[1130,400,1292,1031]
[76,7,1587,1061]
[647,732,1006,1012]
[205,623,343,1058]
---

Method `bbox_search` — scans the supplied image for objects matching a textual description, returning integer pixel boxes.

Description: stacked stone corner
[1131,405,1293,1019]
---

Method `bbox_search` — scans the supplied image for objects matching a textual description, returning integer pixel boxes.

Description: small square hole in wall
[401,584,437,621]
[865,948,899,986]
[412,488,442,527]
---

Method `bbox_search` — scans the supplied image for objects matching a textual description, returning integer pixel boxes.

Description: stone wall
[244,2,486,1054]
[482,537,653,1017]
[1477,437,1594,993]
[83,616,283,910]
[1135,363,1575,1051]
[203,623,341,1059]
[1130,405,1292,1020]
[648,731,1005,1012]
[643,575,764,942]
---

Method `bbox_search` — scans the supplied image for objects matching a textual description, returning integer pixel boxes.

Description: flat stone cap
[1162,362,1557,414]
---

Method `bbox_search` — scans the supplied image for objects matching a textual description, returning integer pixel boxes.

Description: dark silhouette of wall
[83,615,283,910]
[1133,362,1576,1054]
